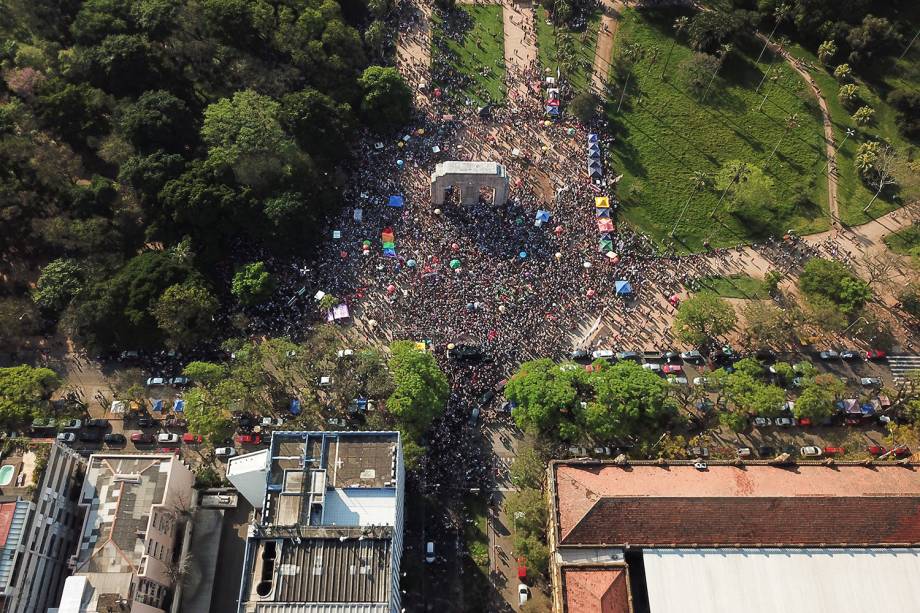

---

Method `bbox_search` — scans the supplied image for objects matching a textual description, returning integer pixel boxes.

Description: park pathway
[591,0,626,94]
[500,0,537,105]
[396,0,433,105]
[758,34,841,228]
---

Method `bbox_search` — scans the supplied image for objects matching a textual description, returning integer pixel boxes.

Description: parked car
[775,417,796,427]
[840,350,860,360]
[688,446,709,458]
[800,446,823,457]
[56,432,76,443]
[818,350,840,360]
[860,377,881,387]
[236,434,262,445]
[868,445,887,455]
[137,416,156,428]
[643,350,666,360]
[661,363,683,374]
[261,417,284,427]
[570,349,591,362]
[865,349,887,361]
[667,376,689,385]
[119,350,140,361]
[680,350,704,363]
[156,433,180,444]
[892,446,911,457]
[641,363,662,372]
[798,417,813,427]
[170,376,191,387]
[86,419,110,429]
[692,376,709,386]
[518,584,529,606]
[62,419,83,431]
[318,376,332,386]
[758,446,776,457]
[336,349,355,358]
[146,377,166,386]
[823,446,846,456]
[450,344,483,360]
[615,351,641,361]
[215,447,237,458]
[753,417,772,427]
[104,433,126,446]
[425,542,436,563]
[591,349,615,360]
[737,447,752,458]
[131,432,154,444]
[182,433,203,444]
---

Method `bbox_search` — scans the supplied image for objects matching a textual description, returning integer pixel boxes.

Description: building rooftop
[562,567,631,613]
[432,161,506,177]
[75,455,172,574]
[554,462,920,547]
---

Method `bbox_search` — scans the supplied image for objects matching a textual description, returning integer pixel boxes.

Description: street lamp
[822,128,856,174]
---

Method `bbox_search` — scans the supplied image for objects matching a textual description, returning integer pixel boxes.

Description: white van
[425,542,435,563]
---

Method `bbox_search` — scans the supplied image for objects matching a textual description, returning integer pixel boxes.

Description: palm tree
[617,43,642,113]
[766,113,799,163]
[817,40,837,64]
[669,171,710,238]
[701,43,732,102]
[709,162,750,219]
[661,16,689,79]
[754,3,791,65]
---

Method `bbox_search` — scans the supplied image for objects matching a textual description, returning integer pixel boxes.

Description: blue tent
[174,399,185,413]
[587,133,599,143]
[290,398,301,416]
[388,195,404,208]
[595,208,610,218]
[545,106,560,116]
[152,399,163,412]
[535,210,551,223]
[614,280,633,295]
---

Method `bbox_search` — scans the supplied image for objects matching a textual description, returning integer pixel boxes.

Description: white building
[226,449,270,509]
[236,431,405,613]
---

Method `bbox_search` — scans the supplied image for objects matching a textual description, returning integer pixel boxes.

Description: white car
[800,446,823,457]
[62,419,83,431]
[336,349,355,358]
[156,433,179,444]
[775,417,796,427]
[591,349,615,360]
[667,376,689,385]
[425,542,435,563]
[642,363,661,372]
[146,377,166,386]
[518,584,529,605]
[860,377,881,387]
[261,417,284,427]
[753,417,772,427]
[680,350,703,361]
[215,447,238,458]
[818,350,839,360]
[56,432,76,443]
[692,376,709,386]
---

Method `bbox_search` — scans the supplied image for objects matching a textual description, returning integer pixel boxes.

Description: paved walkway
[501,0,537,104]
[591,0,625,94]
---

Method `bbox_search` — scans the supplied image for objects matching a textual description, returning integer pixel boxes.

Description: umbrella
[567,128,576,136]
[174,399,185,413]
[363,240,371,246]
[555,252,562,260]
[289,399,301,416]
[587,289,596,298]
[407,259,417,267]
[498,305,506,313]
[434,87,442,98]
[466,303,474,311]
[396,159,405,168]
[544,120,551,127]
[447,343,456,350]
[153,399,163,412]
[450,259,461,269]
[434,208,442,215]
[451,243,460,252]
[614,280,633,295]
[554,225,564,235]
[387,284,396,294]
[519,251,527,259]
[583,261,592,268]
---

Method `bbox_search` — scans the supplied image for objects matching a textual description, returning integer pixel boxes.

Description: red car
[823,446,846,456]
[892,445,911,457]
[131,432,154,443]
[867,445,887,455]
[661,364,683,374]
[865,349,886,360]
[182,433,203,444]
[236,434,262,445]
[797,417,812,427]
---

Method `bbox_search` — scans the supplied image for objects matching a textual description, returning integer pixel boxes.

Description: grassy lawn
[463,495,490,574]
[606,8,830,251]
[693,274,768,299]
[431,5,506,106]
[784,43,920,226]
[884,223,920,255]
[535,6,602,93]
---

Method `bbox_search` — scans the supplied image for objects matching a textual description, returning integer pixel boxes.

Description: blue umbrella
[519,251,527,259]
[153,399,163,412]
[407,259,417,268]
[614,280,633,295]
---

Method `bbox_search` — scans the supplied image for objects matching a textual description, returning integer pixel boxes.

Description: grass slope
[535,6,602,93]
[884,223,920,255]
[432,5,506,105]
[785,43,920,226]
[606,8,830,252]
[694,274,768,299]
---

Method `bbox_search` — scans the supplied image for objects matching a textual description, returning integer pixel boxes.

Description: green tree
[184,387,234,444]
[851,105,874,126]
[583,361,675,440]
[833,63,852,81]
[716,161,777,231]
[85,33,162,97]
[365,20,388,60]
[0,365,61,426]
[794,374,844,421]
[513,534,549,575]
[118,150,186,205]
[510,444,545,490]
[888,89,920,140]
[231,262,276,306]
[799,258,871,316]
[504,488,547,536]
[35,80,110,144]
[506,359,579,437]
[117,89,192,152]
[672,293,737,347]
[846,15,901,69]
[152,282,219,348]
[33,259,82,313]
[817,40,836,64]
[386,341,448,439]
[838,83,859,107]
[570,92,600,124]
[279,88,354,162]
[687,11,738,54]
[182,361,227,386]
[358,66,412,133]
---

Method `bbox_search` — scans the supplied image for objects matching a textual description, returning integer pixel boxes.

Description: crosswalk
[887,355,920,379]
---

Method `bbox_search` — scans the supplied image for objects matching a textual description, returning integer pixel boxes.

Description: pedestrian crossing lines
[887,355,920,379]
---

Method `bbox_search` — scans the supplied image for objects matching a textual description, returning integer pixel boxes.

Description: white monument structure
[430,161,509,206]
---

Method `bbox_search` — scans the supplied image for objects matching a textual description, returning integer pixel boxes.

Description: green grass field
[605,8,830,251]
[431,5,506,105]
[535,6,602,92]
[784,43,920,226]
[884,223,920,255]
[694,274,769,299]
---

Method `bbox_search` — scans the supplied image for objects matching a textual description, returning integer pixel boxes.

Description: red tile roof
[554,464,920,548]
[0,502,15,548]
[563,567,631,613]
[562,496,920,547]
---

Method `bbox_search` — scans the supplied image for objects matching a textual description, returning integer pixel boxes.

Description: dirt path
[759,34,841,228]
[396,0,433,104]
[591,0,625,94]
[501,0,537,104]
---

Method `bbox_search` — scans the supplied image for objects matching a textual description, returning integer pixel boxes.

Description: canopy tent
[614,280,633,295]
[597,218,615,233]
[289,398,301,416]
[587,133,599,143]
[327,304,350,322]
[387,195,405,208]
[595,196,610,208]
[546,98,561,107]
[595,208,611,218]
[110,400,125,414]
[588,167,603,178]
[152,399,164,413]
[598,232,612,242]
[588,143,601,157]
[174,399,185,413]
[535,210,551,225]
[545,106,560,116]
[353,208,363,222]
[600,238,614,252]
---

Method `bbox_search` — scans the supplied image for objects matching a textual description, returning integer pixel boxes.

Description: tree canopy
[386,341,448,439]
[0,365,61,427]
[799,257,872,316]
[672,293,737,347]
